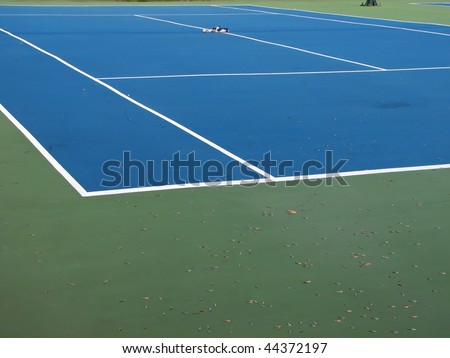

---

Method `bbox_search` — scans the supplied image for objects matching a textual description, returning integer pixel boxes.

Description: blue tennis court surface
[1,4,449,196]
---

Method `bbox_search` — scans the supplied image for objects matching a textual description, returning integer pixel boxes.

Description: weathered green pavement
[1,0,449,338]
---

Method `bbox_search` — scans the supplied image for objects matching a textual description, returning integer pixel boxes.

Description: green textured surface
[1,0,449,338]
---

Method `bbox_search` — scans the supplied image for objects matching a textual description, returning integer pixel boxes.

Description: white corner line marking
[82,178,265,197]
[0,103,88,197]
[83,163,450,197]
[0,27,274,187]
[134,14,385,71]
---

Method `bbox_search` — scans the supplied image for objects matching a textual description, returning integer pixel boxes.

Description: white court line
[235,4,450,29]
[0,13,268,17]
[83,164,450,197]
[83,178,265,197]
[98,66,450,81]
[215,5,450,37]
[0,26,274,194]
[135,14,205,30]
[135,15,385,71]
[139,13,268,16]
[0,14,131,17]
[0,103,88,197]
[98,69,382,80]
[225,32,385,70]
[270,164,450,184]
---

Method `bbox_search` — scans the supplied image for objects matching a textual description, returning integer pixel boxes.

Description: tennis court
[1,2,450,339]
[1,4,449,195]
